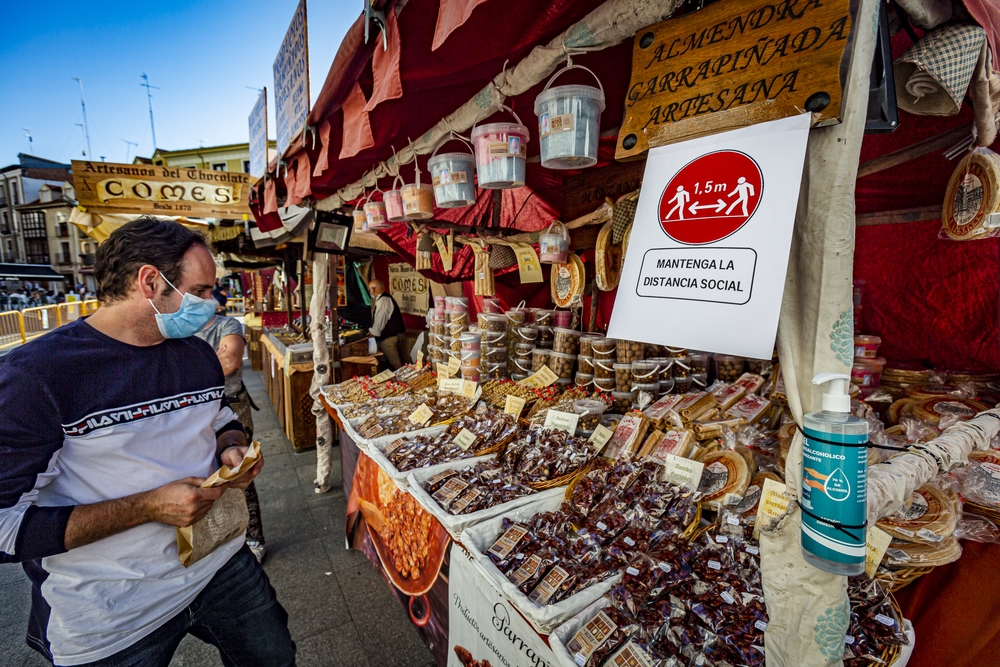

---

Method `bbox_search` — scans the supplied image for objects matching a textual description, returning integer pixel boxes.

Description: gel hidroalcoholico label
[800,427,868,565]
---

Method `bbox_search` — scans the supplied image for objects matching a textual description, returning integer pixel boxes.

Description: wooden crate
[246,325,263,372]
[285,369,317,451]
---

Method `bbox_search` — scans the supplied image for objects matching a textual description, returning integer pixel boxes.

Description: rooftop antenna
[140,73,159,151]
[120,139,138,162]
[76,124,87,155]
[71,78,92,160]
[23,128,32,153]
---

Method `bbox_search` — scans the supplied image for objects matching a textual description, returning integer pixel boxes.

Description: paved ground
[0,360,435,667]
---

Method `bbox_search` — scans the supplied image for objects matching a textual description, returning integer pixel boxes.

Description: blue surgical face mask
[148,274,217,339]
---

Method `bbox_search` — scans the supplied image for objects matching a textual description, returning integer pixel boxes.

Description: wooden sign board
[562,158,646,220]
[273,0,310,156]
[616,0,854,160]
[72,161,251,218]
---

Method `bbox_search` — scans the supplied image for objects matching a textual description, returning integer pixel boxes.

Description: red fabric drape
[365,7,404,112]
[340,83,375,159]
[432,0,489,51]
[854,219,1000,373]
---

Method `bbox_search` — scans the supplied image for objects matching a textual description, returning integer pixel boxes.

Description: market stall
[249,0,1000,665]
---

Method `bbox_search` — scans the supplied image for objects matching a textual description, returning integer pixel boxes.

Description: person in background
[212,281,229,314]
[0,217,293,666]
[367,278,407,370]
[195,314,267,562]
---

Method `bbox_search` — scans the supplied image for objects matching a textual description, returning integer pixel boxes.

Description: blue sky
[0,1,358,167]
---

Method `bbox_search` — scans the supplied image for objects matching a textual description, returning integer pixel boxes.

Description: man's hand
[64,476,228,549]
[142,478,228,527]
[219,446,264,490]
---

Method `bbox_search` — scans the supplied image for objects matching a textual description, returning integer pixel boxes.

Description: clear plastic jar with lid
[579,333,601,358]
[548,350,577,379]
[594,376,616,392]
[611,391,632,414]
[533,309,555,327]
[552,327,581,355]
[616,339,644,363]
[531,348,551,373]
[614,362,633,393]
[714,355,745,382]
[593,358,615,380]
[537,326,554,349]
[578,356,594,375]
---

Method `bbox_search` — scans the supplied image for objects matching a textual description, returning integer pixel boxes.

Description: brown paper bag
[176,441,261,567]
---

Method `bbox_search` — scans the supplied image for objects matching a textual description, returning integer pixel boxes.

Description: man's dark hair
[94,217,207,302]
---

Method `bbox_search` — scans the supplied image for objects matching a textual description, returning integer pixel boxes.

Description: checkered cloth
[895,23,987,115]
[612,191,639,244]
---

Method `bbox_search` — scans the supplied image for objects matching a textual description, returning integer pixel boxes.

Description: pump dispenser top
[813,372,851,413]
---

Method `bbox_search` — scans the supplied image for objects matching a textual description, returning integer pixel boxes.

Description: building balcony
[56,254,74,265]
[80,253,95,267]
[56,226,71,238]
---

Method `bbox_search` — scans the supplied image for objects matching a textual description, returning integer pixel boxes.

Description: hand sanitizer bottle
[800,372,868,575]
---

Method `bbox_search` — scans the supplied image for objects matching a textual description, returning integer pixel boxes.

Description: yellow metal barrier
[226,298,245,316]
[0,311,25,350]
[22,305,63,342]
[0,300,99,350]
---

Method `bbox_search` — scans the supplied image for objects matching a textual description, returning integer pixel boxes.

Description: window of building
[11,181,18,206]
[212,163,226,171]
[25,239,48,264]
[21,211,47,239]
[0,183,6,206]
[243,160,251,173]
[5,240,14,261]
[60,241,71,264]
[0,211,8,235]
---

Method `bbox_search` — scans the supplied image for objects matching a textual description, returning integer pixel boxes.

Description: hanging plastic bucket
[401,159,435,220]
[534,63,606,169]
[428,135,477,208]
[384,174,406,223]
[470,105,529,189]
[352,207,368,233]
[364,188,391,230]
[538,221,569,263]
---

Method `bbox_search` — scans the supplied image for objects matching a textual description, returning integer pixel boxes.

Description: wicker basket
[876,565,934,593]
[528,459,592,491]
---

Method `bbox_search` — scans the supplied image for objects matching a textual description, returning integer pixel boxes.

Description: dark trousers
[68,545,294,667]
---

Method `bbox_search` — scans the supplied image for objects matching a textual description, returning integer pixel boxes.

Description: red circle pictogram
[658,150,763,245]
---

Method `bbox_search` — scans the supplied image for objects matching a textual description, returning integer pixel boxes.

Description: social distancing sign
[609,114,811,359]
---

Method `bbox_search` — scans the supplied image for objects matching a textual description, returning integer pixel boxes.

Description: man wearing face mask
[368,278,407,370]
[0,218,294,666]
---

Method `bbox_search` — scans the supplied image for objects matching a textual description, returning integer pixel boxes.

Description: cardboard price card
[447,355,462,377]
[452,428,478,451]
[461,380,478,400]
[754,477,794,539]
[408,404,434,426]
[518,365,558,388]
[438,378,464,395]
[588,424,614,451]
[865,526,893,577]
[662,454,704,491]
[373,369,395,384]
[544,409,580,434]
[504,394,526,417]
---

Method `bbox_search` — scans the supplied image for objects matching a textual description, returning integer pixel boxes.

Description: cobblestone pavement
[0,360,435,667]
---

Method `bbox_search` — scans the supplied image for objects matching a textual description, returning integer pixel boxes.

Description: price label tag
[662,454,704,491]
[754,477,794,539]
[865,525,893,577]
[447,355,462,377]
[436,362,449,377]
[408,404,433,426]
[438,378,464,394]
[452,428,478,451]
[544,409,580,434]
[415,350,425,369]
[518,365,558,388]
[504,395,526,417]
[461,380,478,400]
[373,369,395,383]
[588,424,614,451]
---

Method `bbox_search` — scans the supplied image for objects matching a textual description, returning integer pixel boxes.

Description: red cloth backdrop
[854,220,999,373]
